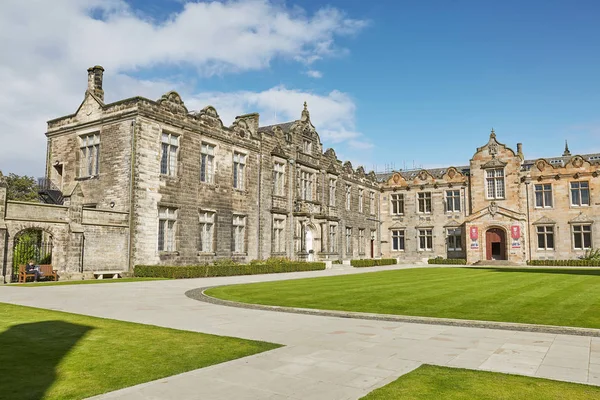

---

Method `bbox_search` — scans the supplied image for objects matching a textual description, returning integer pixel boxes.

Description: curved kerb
[186,286,600,338]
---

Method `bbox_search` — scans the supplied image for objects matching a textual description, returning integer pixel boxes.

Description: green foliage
[428,258,467,265]
[134,260,325,279]
[332,260,343,265]
[527,259,600,267]
[351,258,397,268]
[580,248,600,261]
[1,171,38,202]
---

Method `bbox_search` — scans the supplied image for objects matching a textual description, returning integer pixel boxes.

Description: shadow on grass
[0,321,92,400]
[467,267,600,276]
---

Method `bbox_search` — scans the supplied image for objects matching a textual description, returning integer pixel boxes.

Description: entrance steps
[472,260,521,267]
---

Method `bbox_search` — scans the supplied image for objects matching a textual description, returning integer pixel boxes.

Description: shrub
[134,260,326,279]
[428,258,467,265]
[527,259,600,267]
[351,258,397,268]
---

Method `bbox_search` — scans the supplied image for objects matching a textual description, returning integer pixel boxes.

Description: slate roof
[257,121,295,135]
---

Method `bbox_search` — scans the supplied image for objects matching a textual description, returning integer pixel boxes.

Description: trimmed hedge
[527,259,600,267]
[428,258,467,265]
[351,258,397,268]
[134,261,326,279]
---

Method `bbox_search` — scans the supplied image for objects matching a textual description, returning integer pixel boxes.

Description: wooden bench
[18,264,58,283]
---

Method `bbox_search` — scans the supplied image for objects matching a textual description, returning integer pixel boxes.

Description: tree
[0,171,39,202]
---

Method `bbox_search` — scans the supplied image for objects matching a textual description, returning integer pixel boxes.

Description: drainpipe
[257,141,263,260]
[524,180,532,262]
[127,119,136,273]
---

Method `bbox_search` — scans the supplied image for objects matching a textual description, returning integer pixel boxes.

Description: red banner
[470,226,479,240]
[511,225,520,240]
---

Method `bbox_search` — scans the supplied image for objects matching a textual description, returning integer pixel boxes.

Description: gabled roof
[257,121,295,135]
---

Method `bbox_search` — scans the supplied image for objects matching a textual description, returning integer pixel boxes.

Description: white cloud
[0,0,367,177]
[305,70,323,79]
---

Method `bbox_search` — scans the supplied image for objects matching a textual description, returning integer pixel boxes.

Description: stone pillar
[87,65,105,102]
[0,178,8,283]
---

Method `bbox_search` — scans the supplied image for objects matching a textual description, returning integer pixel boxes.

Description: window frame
[391,229,405,251]
[534,183,553,208]
[417,192,432,214]
[273,161,285,196]
[233,214,246,253]
[447,228,462,251]
[329,178,337,206]
[418,228,433,251]
[272,217,286,253]
[160,132,179,177]
[445,190,461,213]
[198,211,215,253]
[79,132,100,178]
[536,225,555,250]
[200,142,216,184]
[233,152,247,190]
[570,181,590,207]
[390,193,404,215]
[572,224,592,250]
[485,168,505,200]
[158,206,177,252]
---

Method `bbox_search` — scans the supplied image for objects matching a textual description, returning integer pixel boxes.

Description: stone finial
[301,101,310,122]
[490,128,496,139]
[87,65,105,102]
[563,140,571,157]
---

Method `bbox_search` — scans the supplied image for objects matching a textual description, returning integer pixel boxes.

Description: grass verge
[361,365,600,399]
[205,267,600,329]
[0,302,280,400]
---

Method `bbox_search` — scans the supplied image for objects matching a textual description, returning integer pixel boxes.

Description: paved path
[1,265,599,400]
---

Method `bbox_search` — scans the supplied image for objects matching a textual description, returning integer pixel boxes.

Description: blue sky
[1,0,599,177]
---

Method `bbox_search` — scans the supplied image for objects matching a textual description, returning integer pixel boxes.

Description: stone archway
[486,227,506,260]
[12,228,54,280]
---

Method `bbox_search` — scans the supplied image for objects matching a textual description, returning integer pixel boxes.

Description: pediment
[386,172,407,187]
[389,222,406,229]
[271,144,288,159]
[442,167,464,181]
[413,169,434,183]
[326,163,339,175]
[533,216,556,225]
[74,93,104,121]
[569,212,593,224]
[466,202,526,222]
[157,91,188,116]
[444,219,462,228]
[565,156,591,169]
[481,158,508,169]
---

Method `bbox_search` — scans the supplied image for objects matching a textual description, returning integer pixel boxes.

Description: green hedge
[134,261,326,279]
[527,259,600,267]
[351,258,397,268]
[428,258,467,265]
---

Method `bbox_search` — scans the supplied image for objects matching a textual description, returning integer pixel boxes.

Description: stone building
[2,65,599,282]
[0,66,379,282]
[378,131,600,264]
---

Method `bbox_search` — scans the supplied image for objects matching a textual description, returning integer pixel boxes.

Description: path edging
[185,287,600,338]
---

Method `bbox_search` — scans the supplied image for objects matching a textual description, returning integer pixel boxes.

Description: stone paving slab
[0,264,598,399]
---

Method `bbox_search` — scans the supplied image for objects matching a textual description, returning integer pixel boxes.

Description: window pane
[535,191,543,207]
[581,188,590,205]
[544,190,552,207]
[574,232,582,249]
[584,232,592,248]
[547,233,554,249]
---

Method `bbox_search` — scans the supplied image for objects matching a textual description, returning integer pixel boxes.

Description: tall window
[301,171,314,200]
[233,152,246,189]
[418,229,433,251]
[345,185,352,210]
[158,207,176,252]
[571,182,590,206]
[329,225,337,253]
[446,190,461,212]
[358,189,364,213]
[447,228,462,251]
[272,217,285,253]
[572,224,592,249]
[160,133,178,176]
[273,162,285,196]
[199,211,215,252]
[391,229,405,251]
[329,178,337,206]
[391,194,404,215]
[79,133,100,177]
[233,215,246,253]
[537,226,554,250]
[345,227,352,254]
[200,143,215,183]
[358,229,365,254]
[418,192,432,213]
[535,184,553,208]
[486,168,505,199]
[303,139,312,154]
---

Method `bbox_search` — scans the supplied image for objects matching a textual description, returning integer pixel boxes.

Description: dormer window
[303,139,312,154]
[486,168,505,199]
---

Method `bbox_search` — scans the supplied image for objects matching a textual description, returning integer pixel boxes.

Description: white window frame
[534,183,553,208]
[79,133,100,177]
[447,228,462,251]
[345,227,352,254]
[445,190,461,213]
[300,170,314,201]
[329,178,337,206]
[158,207,177,252]
[345,185,352,211]
[391,229,405,251]
[233,215,246,253]
[160,132,179,177]
[390,193,404,215]
[199,211,215,252]
[233,152,246,190]
[329,225,337,253]
[570,181,590,207]
[418,192,432,214]
[272,217,286,253]
[572,224,592,250]
[358,229,365,254]
[358,189,364,213]
[485,168,505,199]
[418,228,433,251]
[536,225,554,250]
[273,162,285,196]
[200,143,215,184]
[369,191,375,215]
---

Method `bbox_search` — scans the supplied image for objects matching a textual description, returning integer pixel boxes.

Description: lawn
[0,303,280,400]
[361,365,600,399]
[205,267,600,329]
[13,277,167,287]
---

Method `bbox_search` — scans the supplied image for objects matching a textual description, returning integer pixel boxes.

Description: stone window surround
[345,184,352,211]
[198,209,216,254]
[358,228,366,254]
[358,188,364,213]
[417,192,432,214]
[329,177,337,207]
[390,193,405,215]
[272,215,286,254]
[78,131,100,178]
[160,131,179,177]
[200,141,217,184]
[158,206,177,253]
[446,227,462,251]
[273,159,286,197]
[233,214,247,254]
[485,167,505,200]
[390,228,405,252]
[536,224,555,251]
[571,223,592,250]
[232,151,247,191]
[417,227,434,251]
[570,181,590,207]
[534,183,553,209]
[445,190,461,213]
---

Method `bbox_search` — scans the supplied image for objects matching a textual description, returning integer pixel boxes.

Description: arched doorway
[486,228,506,260]
[12,229,53,280]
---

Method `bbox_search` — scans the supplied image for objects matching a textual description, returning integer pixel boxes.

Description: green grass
[13,278,168,286]
[0,302,280,400]
[361,365,600,399]
[206,267,600,329]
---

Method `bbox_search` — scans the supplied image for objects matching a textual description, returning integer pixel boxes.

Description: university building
[0,66,598,281]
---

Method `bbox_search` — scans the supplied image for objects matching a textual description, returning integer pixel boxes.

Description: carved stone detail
[157,91,188,115]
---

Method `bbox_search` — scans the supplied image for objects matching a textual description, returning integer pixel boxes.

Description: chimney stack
[87,65,105,102]
[517,143,523,159]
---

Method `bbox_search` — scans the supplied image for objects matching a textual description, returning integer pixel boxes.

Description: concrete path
[1,264,599,400]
